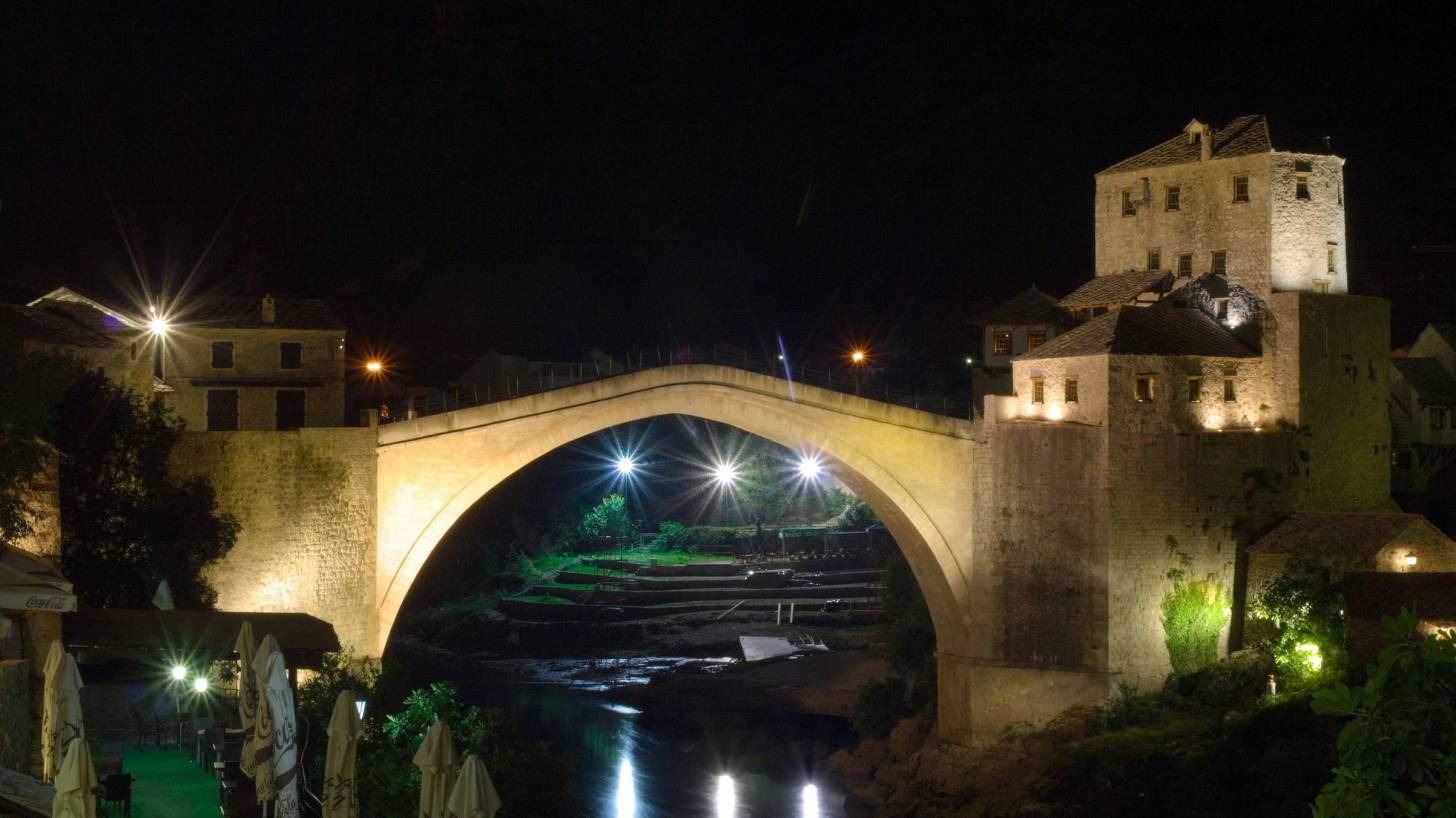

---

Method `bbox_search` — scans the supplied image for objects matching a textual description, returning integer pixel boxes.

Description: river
[456,657,858,817]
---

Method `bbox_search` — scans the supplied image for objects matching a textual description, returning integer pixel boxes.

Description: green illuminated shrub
[1249,561,1345,689]
[1161,538,1231,677]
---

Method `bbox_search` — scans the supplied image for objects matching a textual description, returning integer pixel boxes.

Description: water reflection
[715,775,736,817]
[615,759,637,818]
[802,784,819,818]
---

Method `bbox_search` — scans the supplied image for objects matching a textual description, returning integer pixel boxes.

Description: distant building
[1096,115,1346,296]
[967,287,1073,410]
[1390,324,1456,516]
[7,288,155,394]
[157,295,347,431]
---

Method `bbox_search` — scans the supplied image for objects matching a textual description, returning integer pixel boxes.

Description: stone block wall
[169,428,377,652]
[1269,154,1346,293]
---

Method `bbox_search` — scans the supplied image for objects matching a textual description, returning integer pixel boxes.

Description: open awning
[62,609,341,669]
[0,543,76,613]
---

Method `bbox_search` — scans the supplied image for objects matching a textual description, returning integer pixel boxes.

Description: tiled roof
[1247,513,1442,562]
[1059,269,1171,308]
[184,296,344,330]
[1426,323,1456,351]
[969,287,1074,327]
[1392,357,1456,406]
[1343,572,1456,621]
[1019,304,1256,360]
[1100,115,1335,175]
[0,303,121,348]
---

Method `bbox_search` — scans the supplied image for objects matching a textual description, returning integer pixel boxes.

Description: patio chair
[100,773,133,818]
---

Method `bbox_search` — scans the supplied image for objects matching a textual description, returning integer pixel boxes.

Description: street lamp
[170,665,188,681]
[711,461,739,487]
[192,676,209,694]
[615,456,636,476]
[796,455,823,480]
[364,360,383,374]
[850,349,866,364]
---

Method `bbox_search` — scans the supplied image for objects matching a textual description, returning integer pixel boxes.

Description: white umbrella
[234,621,260,778]
[250,635,280,806]
[322,690,363,818]
[0,544,75,612]
[446,754,502,818]
[43,644,84,783]
[256,636,301,818]
[51,734,97,818]
[413,721,459,818]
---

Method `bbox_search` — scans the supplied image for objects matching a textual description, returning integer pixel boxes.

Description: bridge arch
[374,365,978,665]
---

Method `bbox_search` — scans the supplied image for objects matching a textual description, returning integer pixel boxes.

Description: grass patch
[513,594,574,605]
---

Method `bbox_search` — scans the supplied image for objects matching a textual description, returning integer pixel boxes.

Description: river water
[457,658,856,817]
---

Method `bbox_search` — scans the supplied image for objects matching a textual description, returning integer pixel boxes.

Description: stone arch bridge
[177,364,1115,744]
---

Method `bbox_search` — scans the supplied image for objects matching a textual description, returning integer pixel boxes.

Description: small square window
[1327,247,1337,274]
[1223,377,1237,403]
[1211,251,1227,276]
[1147,249,1161,271]
[1135,375,1154,403]
[211,341,234,369]
[1027,329,1047,351]
[1187,377,1202,403]
[1177,254,1193,277]
[1122,190,1136,217]
[206,389,239,431]
[1294,160,1313,173]
[1233,176,1250,203]
[1031,378,1045,404]
[280,342,303,370]
[992,330,1013,357]
[1165,186,1181,211]
[1296,178,1310,200]
[1065,379,1079,403]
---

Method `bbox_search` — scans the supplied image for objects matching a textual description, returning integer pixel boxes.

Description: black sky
[5,2,1456,379]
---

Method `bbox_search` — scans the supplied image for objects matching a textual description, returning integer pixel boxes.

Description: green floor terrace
[124,746,216,818]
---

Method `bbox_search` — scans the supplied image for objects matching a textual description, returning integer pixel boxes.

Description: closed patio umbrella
[322,690,362,818]
[0,543,76,612]
[413,721,459,818]
[43,643,84,783]
[256,636,300,818]
[250,635,280,806]
[446,754,502,818]
[51,734,97,818]
[234,621,260,777]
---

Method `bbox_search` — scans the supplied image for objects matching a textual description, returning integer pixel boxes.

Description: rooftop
[1392,357,1456,406]
[1020,303,1255,360]
[1248,512,1450,564]
[63,609,341,668]
[1059,269,1171,309]
[969,287,1074,327]
[1100,114,1336,175]
[0,302,122,349]
[183,296,344,331]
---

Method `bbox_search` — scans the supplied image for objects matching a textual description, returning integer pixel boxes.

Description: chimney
[262,294,276,324]
[1200,126,1213,162]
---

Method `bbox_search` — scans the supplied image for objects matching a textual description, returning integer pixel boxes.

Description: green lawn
[125,746,217,818]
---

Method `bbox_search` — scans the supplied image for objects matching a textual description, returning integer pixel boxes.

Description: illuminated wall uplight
[715,775,736,817]
[1045,404,1065,421]
[1295,642,1323,672]
[802,784,820,818]
[1404,553,1418,568]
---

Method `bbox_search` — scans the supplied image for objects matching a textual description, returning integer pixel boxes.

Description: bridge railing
[380,345,969,421]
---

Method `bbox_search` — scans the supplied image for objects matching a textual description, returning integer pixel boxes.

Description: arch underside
[374,368,976,658]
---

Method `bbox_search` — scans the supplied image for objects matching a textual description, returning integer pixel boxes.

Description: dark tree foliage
[0,345,83,549]
[49,372,238,608]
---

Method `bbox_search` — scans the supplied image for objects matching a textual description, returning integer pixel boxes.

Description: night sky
[5,3,1455,381]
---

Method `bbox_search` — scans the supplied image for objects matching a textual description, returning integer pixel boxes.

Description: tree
[1249,560,1346,688]
[0,345,83,549]
[1311,609,1456,818]
[49,372,238,608]
[579,493,636,548]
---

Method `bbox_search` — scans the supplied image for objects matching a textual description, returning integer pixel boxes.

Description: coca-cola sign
[26,596,71,611]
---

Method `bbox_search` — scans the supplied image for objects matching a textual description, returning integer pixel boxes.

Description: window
[992,330,1013,356]
[1338,181,1344,207]
[1223,377,1237,403]
[1135,375,1154,403]
[1313,280,1330,294]
[1165,186,1181,211]
[1031,378,1045,404]
[1121,190,1136,216]
[1327,246,1337,274]
[1432,407,1446,431]
[1213,298,1229,321]
[276,390,306,431]
[206,390,239,431]
[1211,250,1227,276]
[1027,329,1047,351]
[1177,253,1193,277]
[1233,176,1250,203]
[1147,249,1161,271]
[1065,379,1079,403]
[211,341,235,369]
[280,342,303,370]
[1092,305,1110,317]
[1294,161,1312,201]
[1187,377,1202,403]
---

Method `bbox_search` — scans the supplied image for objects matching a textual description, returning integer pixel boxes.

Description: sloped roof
[1392,357,1456,405]
[63,609,341,668]
[0,303,121,348]
[970,287,1074,327]
[1344,572,1456,621]
[1425,323,1456,351]
[1100,115,1335,175]
[1248,513,1444,562]
[185,296,344,330]
[1060,270,1171,308]
[1020,305,1256,360]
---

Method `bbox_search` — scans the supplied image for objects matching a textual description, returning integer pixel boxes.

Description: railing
[381,345,968,421]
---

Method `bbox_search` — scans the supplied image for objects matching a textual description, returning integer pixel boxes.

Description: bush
[1249,561,1344,689]
[849,677,916,739]
[837,498,879,530]
[648,521,692,552]
[1091,683,1165,733]
[1160,538,1230,677]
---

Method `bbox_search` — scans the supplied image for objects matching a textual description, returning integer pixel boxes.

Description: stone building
[1096,115,1346,296]
[4,288,156,396]
[968,287,1073,411]
[157,295,347,431]
[1390,324,1456,507]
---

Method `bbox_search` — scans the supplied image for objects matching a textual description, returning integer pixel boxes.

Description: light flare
[715,775,736,817]
[615,759,637,818]
[802,783,820,818]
